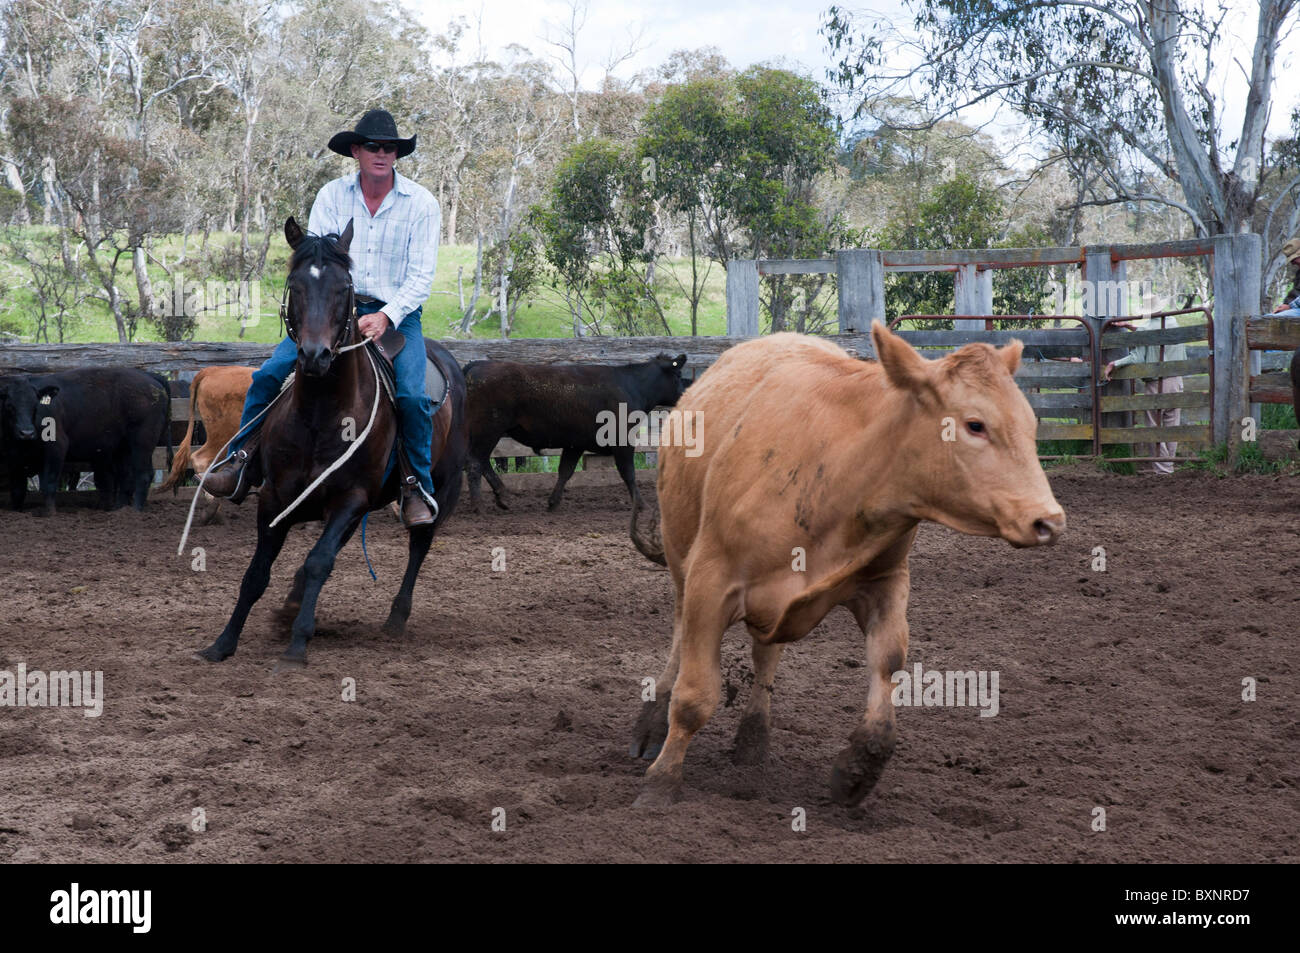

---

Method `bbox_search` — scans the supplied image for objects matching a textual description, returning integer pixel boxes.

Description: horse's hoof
[380,618,407,637]
[274,655,307,673]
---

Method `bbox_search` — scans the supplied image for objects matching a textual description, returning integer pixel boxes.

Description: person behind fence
[1275,237,1300,317]
[1103,315,1186,475]
[203,109,442,527]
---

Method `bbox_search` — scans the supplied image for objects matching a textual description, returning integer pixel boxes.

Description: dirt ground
[0,464,1297,863]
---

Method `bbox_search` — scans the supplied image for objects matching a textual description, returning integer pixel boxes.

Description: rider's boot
[203,434,263,503]
[397,444,437,528]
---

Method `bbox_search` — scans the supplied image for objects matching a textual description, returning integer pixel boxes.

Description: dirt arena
[0,464,1297,863]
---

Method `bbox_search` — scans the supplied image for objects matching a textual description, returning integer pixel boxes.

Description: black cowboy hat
[328,109,416,159]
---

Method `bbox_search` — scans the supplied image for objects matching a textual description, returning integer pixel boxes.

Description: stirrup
[401,475,438,526]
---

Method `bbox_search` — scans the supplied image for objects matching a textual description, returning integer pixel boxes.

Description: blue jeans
[232,303,435,499]
[1276,307,1300,317]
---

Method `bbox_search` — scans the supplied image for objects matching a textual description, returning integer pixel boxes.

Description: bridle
[279,267,359,357]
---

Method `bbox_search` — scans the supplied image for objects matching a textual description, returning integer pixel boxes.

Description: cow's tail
[159,371,200,493]
[630,498,666,566]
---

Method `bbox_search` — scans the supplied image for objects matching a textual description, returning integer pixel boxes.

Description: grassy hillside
[0,231,738,343]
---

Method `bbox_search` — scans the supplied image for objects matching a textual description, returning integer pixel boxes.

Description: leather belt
[355,294,384,306]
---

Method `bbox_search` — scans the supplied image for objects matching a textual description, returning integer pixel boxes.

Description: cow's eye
[966,420,986,436]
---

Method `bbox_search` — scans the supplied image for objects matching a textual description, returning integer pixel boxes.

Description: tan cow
[629,322,1065,808]
[158,366,254,522]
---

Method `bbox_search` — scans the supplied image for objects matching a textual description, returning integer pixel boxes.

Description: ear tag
[39,395,52,405]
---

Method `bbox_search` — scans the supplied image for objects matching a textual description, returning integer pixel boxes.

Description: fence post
[1211,232,1262,453]
[836,249,884,332]
[726,259,760,336]
[1084,247,1130,451]
[954,263,992,331]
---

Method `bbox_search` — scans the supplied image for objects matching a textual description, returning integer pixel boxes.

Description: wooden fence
[728,234,1271,455]
[0,233,1287,485]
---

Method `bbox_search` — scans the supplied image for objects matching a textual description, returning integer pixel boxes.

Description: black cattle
[465,354,687,513]
[0,367,171,513]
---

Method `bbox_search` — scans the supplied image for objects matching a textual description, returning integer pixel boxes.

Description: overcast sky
[407,0,1300,153]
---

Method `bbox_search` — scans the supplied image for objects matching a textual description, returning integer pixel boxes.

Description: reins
[176,274,384,556]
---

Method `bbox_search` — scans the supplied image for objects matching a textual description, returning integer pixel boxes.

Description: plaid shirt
[307,170,441,327]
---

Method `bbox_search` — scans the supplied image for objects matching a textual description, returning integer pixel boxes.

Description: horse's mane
[290,233,352,273]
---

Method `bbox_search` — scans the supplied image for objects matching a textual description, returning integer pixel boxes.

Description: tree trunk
[133,245,155,336]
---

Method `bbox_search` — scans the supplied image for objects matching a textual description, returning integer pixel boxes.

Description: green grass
[0,230,736,343]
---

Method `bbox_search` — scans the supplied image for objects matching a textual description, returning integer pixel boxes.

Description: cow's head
[871,321,1065,547]
[0,377,57,442]
[648,353,688,406]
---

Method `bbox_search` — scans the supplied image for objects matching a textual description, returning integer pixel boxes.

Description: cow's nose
[1032,513,1066,545]
[16,428,35,440]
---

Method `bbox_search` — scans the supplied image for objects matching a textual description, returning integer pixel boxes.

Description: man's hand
[1102,361,1116,382]
[358,310,391,341]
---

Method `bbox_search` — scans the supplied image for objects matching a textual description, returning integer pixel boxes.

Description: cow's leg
[466,455,486,514]
[831,568,910,806]
[546,447,583,511]
[630,595,683,761]
[281,498,366,667]
[38,445,65,515]
[9,467,26,510]
[732,639,785,765]
[612,446,640,507]
[381,522,434,636]
[129,440,153,510]
[92,465,113,510]
[636,571,734,807]
[197,513,289,662]
[480,449,510,509]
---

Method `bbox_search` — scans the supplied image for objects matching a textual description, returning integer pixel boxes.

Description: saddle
[368,328,449,410]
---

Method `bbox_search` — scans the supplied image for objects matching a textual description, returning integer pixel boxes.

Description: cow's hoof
[494,498,510,511]
[732,712,770,765]
[380,616,407,637]
[632,782,681,810]
[274,654,307,673]
[629,697,670,760]
[194,645,231,663]
[829,725,896,806]
[546,498,562,511]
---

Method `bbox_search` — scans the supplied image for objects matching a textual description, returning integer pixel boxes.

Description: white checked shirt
[307,170,441,327]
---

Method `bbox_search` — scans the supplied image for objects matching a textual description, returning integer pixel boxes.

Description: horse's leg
[281,498,366,667]
[197,513,289,662]
[381,522,434,636]
[546,447,583,511]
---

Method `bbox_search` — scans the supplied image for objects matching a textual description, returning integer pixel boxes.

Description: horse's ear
[285,217,304,249]
[336,218,355,255]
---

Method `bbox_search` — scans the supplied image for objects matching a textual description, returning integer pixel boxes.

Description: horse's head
[283,216,356,378]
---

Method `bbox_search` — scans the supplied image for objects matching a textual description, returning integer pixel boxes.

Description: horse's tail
[160,371,200,493]
[630,499,666,566]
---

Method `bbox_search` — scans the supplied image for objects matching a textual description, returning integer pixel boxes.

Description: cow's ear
[871,320,936,403]
[285,217,305,249]
[674,353,687,368]
[37,384,59,404]
[999,339,1023,375]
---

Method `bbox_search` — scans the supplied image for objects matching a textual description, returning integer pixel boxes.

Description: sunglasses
[360,141,398,154]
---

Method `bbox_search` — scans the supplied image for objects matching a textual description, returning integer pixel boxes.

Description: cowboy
[1274,237,1300,317]
[204,109,441,527]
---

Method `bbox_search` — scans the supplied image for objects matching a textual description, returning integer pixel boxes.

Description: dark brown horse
[197,217,467,667]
